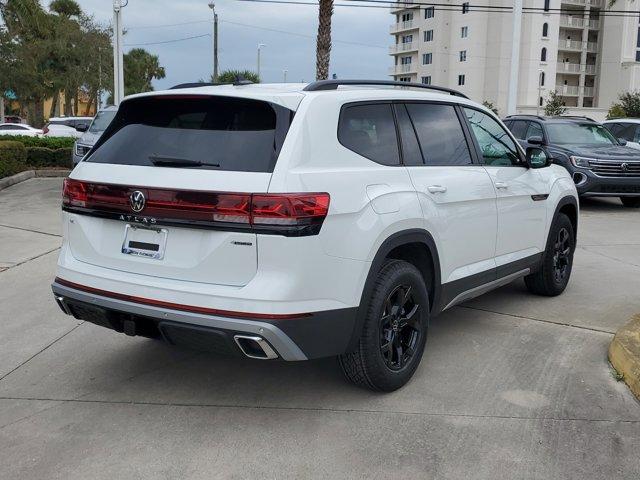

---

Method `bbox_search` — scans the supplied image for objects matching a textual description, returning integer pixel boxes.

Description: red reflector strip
[55,277,311,320]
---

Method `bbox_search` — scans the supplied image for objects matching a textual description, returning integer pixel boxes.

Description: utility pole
[208,2,218,82]
[112,0,125,105]
[257,44,266,80]
[506,0,522,116]
[283,69,288,83]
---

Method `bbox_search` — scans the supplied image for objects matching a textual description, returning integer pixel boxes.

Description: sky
[75,0,391,89]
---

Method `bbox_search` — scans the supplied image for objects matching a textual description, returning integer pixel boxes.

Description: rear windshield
[86,96,293,172]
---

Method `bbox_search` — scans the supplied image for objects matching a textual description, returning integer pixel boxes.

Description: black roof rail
[504,114,546,121]
[169,82,221,89]
[303,80,469,99]
[552,115,596,122]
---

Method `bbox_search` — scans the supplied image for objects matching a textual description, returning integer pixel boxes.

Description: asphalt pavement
[1,178,639,479]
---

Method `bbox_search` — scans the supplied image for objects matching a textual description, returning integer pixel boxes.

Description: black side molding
[531,194,549,201]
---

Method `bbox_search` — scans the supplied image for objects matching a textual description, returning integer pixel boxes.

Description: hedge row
[0,140,72,178]
[0,135,75,149]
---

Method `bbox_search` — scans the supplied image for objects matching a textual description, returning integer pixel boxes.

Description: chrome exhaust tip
[55,296,73,315]
[233,335,278,360]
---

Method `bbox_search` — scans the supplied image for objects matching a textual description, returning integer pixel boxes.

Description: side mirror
[75,123,89,132]
[526,146,550,168]
[618,138,628,146]
[526,135,544,145]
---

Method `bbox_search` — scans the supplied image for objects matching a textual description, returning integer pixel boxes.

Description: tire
[620,197,640,208]
[524,213,575,296]
[339,259,429,392]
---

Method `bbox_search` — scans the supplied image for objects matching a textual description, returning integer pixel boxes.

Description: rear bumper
[51,281,358,361]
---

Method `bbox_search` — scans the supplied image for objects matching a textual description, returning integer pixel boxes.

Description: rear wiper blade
[149,155,218,168]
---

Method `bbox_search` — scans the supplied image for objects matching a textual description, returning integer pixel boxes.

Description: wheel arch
[553,195,579,242]
[345,229,442,353]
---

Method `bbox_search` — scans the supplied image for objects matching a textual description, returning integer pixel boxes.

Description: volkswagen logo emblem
[129,190,146,213]
[621,162,629,172]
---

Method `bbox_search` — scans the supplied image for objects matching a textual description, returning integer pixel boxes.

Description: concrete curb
[609,314,640,400]
[0,169,70,191]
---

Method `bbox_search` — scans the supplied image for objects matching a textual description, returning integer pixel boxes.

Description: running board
[443,268,530,311]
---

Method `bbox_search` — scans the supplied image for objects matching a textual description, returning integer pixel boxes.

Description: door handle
[427,185,447,194]
[495,182,509,190]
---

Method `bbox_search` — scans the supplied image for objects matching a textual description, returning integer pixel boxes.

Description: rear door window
[525,121,543,140]
[338,103,400,166]
[405,103,473,166]
[87,96,293,172]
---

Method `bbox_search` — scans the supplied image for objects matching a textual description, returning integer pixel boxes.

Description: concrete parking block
[609,315,640,400]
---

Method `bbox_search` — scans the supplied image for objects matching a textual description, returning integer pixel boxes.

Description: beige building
[389,0,640,120]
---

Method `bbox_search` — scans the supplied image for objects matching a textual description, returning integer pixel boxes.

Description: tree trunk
[49,93,58,119]
[74,92,79,116]
[64,90,72,116]
[315,0,333,81]
[34,99,44,128]
[84,91,94,116]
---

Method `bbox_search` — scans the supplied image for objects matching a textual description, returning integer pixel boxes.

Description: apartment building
[389,0,640,119]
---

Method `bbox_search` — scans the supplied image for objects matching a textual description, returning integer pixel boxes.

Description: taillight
[62,179,330,236]
[42,125,49,134]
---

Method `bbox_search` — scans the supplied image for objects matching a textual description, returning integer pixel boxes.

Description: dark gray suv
[503,115,640,208]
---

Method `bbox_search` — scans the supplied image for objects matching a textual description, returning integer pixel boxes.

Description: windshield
[88,110,116,133]
[546,123,618,146]
[87,96,292,172]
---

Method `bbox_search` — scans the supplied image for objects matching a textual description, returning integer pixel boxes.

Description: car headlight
[75,144,91,157]
[569,156,593,169]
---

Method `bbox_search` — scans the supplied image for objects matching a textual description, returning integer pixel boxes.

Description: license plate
[121,224,168,260]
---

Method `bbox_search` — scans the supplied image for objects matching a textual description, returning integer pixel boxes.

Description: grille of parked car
[590,160,640,177]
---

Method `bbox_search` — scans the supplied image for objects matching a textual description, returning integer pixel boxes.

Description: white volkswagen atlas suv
[52,80,579,391]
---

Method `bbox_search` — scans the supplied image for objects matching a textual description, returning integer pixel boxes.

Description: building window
[421,76,432,85]
[636,50,640,62]
[399,77,411,83]
[425,7,434,19]
[401,12,413,22]
[401,56,412,65]
[542,23,548,37]
[424,30,433,42]
[539,97,544,106]
[544,0,549,11]
[423,53,433,65]
[401,35,413,44]
[461,26,468,38]
[462,2,469,13]
[458,74,465,86]
[459,50,467,62]
[541,47,547,62]
[540,72,545,86]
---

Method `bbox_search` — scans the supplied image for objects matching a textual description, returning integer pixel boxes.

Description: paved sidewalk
[1,180,639,479]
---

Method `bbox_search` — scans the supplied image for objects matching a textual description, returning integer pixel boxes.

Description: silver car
[72,106,117,166]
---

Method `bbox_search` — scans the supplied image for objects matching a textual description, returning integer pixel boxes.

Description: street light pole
[506,0,522,116]
[208,2,218,82]
[283,69,288,83]
[257,44,266,80]
[112,0,125,105]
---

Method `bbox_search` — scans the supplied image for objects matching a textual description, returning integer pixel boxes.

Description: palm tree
[315,0,333,80]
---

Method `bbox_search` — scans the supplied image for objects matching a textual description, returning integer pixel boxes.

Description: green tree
[482,100,499,116]
[123,48,166,96]
[213,69,260,84]
[544,91,567,116]
[607,91,640,119]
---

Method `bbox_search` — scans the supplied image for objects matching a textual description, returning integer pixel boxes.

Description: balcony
[588,19,600,29]
[558,39,584,51]
[389,42,419,54]
[556,62,598,74]
[389,63,417,75]
[589,0,604,7]
[390,1,420,12]
[560,16,585,28]
[586,41,598,52]
[561,0,586,6]
[390,20,418,34]
[556,85,595,97]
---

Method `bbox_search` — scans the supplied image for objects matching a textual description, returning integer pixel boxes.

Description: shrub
[0,141,28,178]
[0,135,76,149]
[25,146,73,168]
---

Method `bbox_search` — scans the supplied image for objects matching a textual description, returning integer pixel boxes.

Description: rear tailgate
[64,94,294,287]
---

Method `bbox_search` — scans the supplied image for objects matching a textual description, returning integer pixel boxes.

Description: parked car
[52,80,578,391]
[72,106,117,166]
[503,115,640,208]
[0,123,43,137]
[602,118,640,151]
[4,115,26,124]
[43,116,93,138]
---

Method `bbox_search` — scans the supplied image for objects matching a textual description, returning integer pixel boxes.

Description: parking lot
[1,178,639,479]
